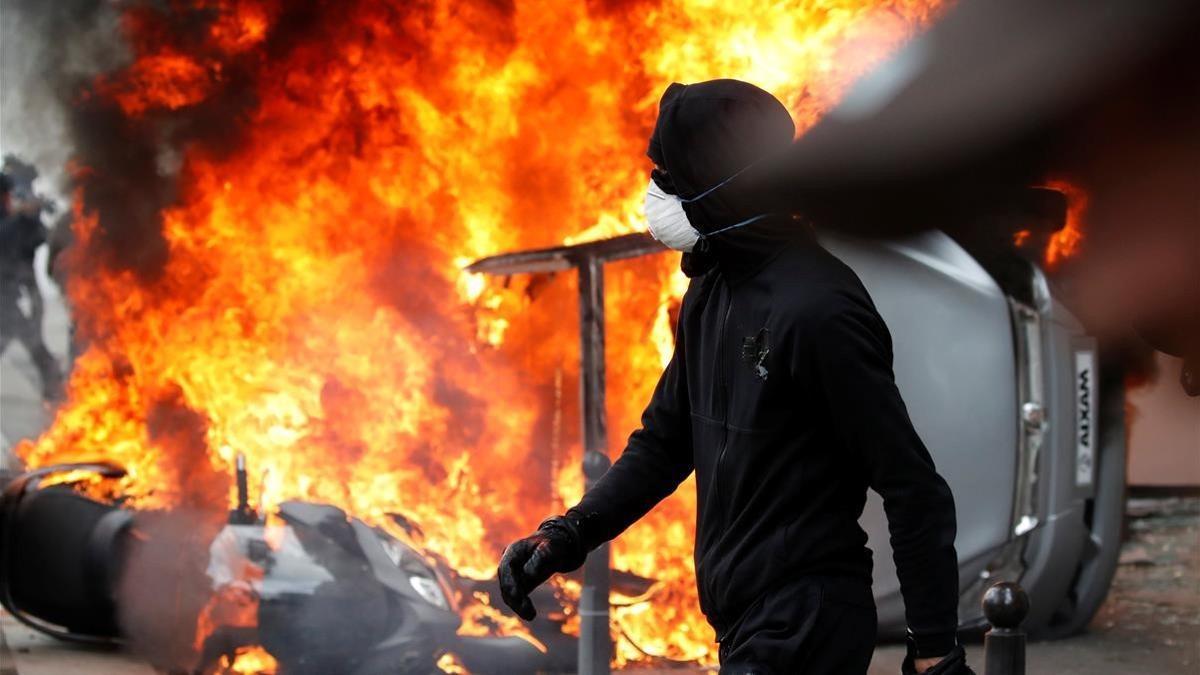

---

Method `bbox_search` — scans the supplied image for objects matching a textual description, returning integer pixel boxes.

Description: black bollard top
[982,581,1030,629]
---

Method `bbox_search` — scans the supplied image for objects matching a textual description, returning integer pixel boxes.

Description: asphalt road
[2,281,1197,674]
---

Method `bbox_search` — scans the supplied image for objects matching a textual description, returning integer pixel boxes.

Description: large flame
[19,0,943,666]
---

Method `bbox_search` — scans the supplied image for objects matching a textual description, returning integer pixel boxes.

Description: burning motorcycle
[0,460,598,674]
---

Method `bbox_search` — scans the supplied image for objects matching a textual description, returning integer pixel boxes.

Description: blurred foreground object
[764,0,1200,394]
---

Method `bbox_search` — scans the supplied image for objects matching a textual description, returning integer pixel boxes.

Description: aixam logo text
[1077,367,1091,450]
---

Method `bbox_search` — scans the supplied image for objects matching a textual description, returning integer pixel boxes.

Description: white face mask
[643,178,699,252]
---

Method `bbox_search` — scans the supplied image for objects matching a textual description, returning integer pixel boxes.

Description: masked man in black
[498,80,972,675]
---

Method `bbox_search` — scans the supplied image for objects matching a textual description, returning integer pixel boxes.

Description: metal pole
[465,234,664,675]
[577,256,612,675]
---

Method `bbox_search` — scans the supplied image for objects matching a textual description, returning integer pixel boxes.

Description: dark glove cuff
[561,507,606,551]
[536,515,588,570]
[907,629,958,659]
[903,636,970,675]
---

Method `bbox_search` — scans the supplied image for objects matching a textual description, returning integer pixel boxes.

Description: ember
[17,0,951,668]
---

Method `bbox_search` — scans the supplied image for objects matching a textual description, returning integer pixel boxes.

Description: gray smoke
[0,0,128,203]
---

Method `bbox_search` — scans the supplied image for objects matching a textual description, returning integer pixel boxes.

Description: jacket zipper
[705,282,734,618]
[712,286,733,518]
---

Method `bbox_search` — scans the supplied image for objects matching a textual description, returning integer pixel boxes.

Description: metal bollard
[982,581,1029,675]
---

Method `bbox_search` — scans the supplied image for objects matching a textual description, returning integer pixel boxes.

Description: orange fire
[19,0,943,667]
[225,645,278,674]
[1043,178,1088,269]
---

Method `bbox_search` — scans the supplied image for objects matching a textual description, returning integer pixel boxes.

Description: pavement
[1,613,153,675]
[874,496,1200,675]
[2,276,1198,674]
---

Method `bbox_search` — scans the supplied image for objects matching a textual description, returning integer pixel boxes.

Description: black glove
[497,515,588,620]
[901,643,975,675]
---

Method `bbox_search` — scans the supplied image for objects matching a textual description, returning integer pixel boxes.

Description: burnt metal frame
[467,232,666,675]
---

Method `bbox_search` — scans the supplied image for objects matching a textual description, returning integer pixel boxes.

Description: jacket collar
[682,214,815,282]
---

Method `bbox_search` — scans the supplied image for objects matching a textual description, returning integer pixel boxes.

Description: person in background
[497,80,972,675]
[0,162,63,401]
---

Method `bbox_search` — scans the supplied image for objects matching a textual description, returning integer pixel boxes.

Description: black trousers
[0,281,61,399]
[717,575,878,675]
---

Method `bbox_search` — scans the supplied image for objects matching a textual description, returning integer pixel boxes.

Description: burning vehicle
[1,460,586,673]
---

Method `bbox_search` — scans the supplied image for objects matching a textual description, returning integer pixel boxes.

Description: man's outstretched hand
[497,516,587,621]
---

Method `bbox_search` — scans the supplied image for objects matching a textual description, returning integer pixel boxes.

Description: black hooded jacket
[567,80,961,656]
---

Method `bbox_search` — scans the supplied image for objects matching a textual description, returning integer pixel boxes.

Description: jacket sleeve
[567,315,694,549]
[811,292,961,657]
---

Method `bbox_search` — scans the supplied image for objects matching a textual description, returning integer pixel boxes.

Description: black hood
[647,79,804,279]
